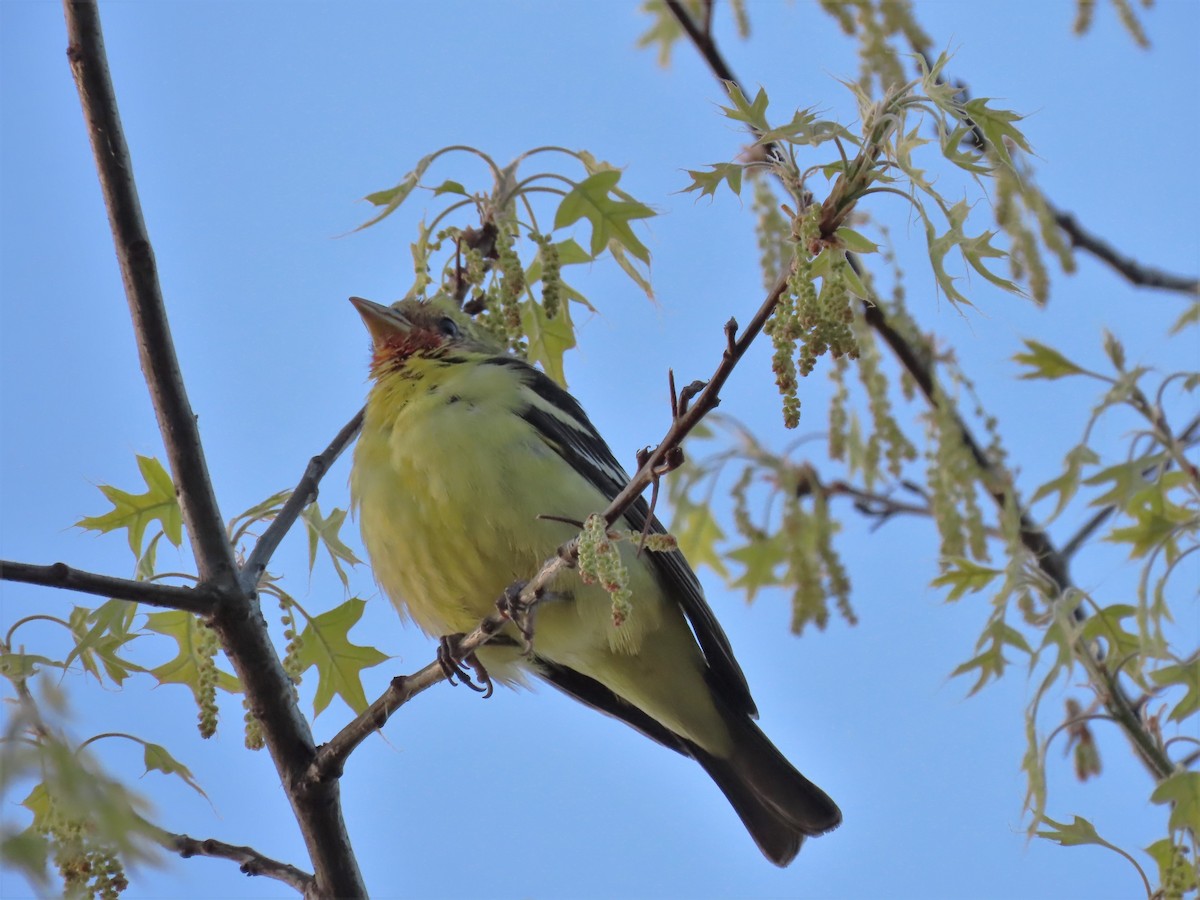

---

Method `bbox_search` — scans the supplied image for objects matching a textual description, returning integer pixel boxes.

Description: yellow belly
[350,359,727,749]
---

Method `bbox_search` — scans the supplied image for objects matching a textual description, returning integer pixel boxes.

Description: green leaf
[358,150,437,230]
[931,557,1002,602]
[554,170,654,263]
[1169,300,1199,334]
[635,0,685,68]
[430,179,467,197]
[834,227,879,254]
[142,742,208,799]
[718,83,770,133]
[144,610,239,698]
[521,295,577,387]
[1036,815,1107,848]
[727,534,787,601]
[682,163,744,199]
[301,503,362,589]
[77,455,182,555]
[294,598,389,716]
[1014,340,1089,381]
[1150,657,1200,723]
[1103,476,1194,558]
[962,98,1032,169]
[670,500,729,578]
[607,238,655,301]
[1151,771,1200,835]
[65,602,143,686]
[1030,444,1100,520]
[1079,605,1143,666]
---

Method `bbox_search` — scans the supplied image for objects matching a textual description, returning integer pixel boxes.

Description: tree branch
[664,0,1176,782]
[239,410,364,594]
[61,4,366,894]
[165,831,315,897]
[1051,207,1199,296]
[63,0,236,588]
[310,269,795,782]
[0,560,214,615]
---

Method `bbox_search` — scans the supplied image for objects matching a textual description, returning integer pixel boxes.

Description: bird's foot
[436,634,493,698]
[496,581,536,655]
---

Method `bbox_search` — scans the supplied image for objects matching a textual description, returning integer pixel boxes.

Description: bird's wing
[482,357,757,718]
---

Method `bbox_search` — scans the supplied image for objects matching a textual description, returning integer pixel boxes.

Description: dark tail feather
[534,658,839,866]
[686,709,841,867]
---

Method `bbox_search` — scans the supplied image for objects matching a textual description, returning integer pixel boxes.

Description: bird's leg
[436,634,493,698]
[496,580,537,655]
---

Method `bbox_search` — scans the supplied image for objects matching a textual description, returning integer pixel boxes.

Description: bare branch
[63,0,237,587]
[1052,207,1199,296]
[166,831,315,897]
[0,560,214,615]
[240,410,365,594]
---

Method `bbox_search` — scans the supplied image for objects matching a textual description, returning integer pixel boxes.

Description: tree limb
[0,560,214,615]
[1051,207,1199,296]
[63,0,236,588]
[165,831,315,897]
[61,4,366,894]
[240,410,365,594]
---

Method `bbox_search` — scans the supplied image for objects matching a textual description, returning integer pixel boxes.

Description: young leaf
[1149,658,1200,723]
[682,163,744,199]
[962,98,1032,169]
[1014,340,1089,381]
[301,503,362,589]
[521,295,577,388]
[1151,771,1200,835]
[77,455,182,555]
[142,742,209,800]
[554,170,655,263]
[144,611,239,697]
[293,598,389,716]
[931,557,1002,602]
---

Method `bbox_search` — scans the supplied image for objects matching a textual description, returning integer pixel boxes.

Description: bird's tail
[687,706,842,867]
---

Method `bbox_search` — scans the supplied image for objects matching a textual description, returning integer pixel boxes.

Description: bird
[348,294,841,866]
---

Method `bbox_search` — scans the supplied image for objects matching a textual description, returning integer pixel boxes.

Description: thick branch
[166,831,315,897]
[62,4,365,894]
[665,1,1176,782]
[0,560,214,615]
[311,270,794,782]
[240,410,364,594]
[63,0,236,587]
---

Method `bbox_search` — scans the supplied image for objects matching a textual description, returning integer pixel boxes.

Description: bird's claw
[496,581,536,655]
[436,634,493,698]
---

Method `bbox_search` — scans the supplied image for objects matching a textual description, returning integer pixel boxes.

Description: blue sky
[2,2,1197,898]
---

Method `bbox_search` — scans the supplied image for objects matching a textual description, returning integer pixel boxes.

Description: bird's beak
[349,296,411,349]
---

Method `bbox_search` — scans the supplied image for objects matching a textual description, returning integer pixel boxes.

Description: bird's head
[350,295,489,376]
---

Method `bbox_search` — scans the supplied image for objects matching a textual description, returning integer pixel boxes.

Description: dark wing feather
[483,357,756,718]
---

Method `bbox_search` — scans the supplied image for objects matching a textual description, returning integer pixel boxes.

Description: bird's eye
[437,316,461,339]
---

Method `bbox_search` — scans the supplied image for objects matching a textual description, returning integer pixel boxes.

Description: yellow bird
[349,295,840,865]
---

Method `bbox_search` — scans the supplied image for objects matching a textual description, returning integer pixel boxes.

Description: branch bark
[61,3,366,895]
[165,831,315,897]
[0,560,214,615]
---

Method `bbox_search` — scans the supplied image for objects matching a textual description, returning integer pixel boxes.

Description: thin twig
[63,0,236,588]
[240,410,365,594]
[310,268,796,782]
[0,560,214,615]
[664,0,1176,782]
[165,831,315,897]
